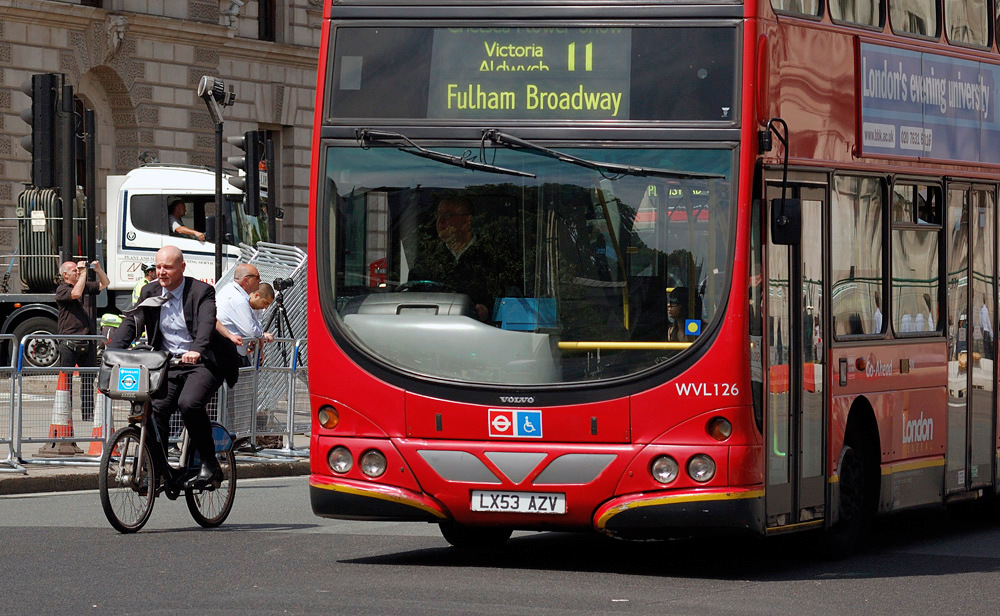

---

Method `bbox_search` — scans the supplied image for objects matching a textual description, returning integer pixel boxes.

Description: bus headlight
[707,417,732,441]
[650,455,679,484]
[360,449,387,478]
[317,405,340,429]
[328,446,353,474]
[687,454,716,483]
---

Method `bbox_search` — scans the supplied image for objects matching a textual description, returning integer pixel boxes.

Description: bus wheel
[439,522,512,548]
[821,436,869,558]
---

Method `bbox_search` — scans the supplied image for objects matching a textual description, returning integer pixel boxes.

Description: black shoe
[187,463,223,490]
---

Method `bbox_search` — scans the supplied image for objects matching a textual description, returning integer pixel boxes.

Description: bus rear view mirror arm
[764,118,800,246]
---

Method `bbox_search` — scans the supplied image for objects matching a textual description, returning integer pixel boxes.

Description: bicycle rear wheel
[99,426,157,533]
[185,446,237,528]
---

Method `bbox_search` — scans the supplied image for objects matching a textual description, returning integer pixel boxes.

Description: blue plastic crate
[494,298,557,331]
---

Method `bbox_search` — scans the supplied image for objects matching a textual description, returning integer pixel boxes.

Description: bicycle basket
[98,348,170,401]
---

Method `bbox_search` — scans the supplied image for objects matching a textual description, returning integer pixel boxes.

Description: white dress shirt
[159,280,193,355]
[217,282,263,357]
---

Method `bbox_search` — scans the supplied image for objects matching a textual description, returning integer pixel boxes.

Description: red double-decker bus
[309,0,1000,550]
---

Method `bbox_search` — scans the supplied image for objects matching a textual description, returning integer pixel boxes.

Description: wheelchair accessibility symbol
[521,415,537,434]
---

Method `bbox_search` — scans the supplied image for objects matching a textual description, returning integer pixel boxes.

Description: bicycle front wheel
[99,426,157,533]
[185,447,236,528]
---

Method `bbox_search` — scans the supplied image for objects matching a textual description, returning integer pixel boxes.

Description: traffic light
[19,73,60,188]
[227,130,265,216]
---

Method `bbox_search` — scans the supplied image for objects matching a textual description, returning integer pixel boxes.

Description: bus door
[764,178,827,528]
[945,183,996,493]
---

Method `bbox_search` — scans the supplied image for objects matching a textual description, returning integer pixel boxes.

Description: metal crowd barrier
[6,333,310,467]
[223,337,309,459]
[0,335,23,474]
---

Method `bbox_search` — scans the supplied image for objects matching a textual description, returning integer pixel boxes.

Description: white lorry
[6,164,268,366]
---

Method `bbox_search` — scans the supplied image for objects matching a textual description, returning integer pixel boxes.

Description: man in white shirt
[216,264,274,366]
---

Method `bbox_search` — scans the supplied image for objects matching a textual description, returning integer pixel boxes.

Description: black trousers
[150,362,221,469]
[59,341,96,422]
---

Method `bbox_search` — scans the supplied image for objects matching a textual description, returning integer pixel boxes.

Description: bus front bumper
[310,474,448,522]
[594,487,765,538]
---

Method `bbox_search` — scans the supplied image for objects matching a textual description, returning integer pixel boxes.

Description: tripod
[262,288,294,366]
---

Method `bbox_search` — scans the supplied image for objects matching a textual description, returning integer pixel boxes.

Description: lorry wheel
[11,316,59,368]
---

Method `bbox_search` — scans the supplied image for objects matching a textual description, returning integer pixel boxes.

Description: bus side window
[831,175,884,338]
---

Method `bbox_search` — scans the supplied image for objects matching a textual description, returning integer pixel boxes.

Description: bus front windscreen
[323,142,735,385]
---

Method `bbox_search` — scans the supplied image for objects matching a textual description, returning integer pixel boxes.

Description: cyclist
[109,246,240,488]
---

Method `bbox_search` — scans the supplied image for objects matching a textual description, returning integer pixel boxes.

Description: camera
[273,277,294,292]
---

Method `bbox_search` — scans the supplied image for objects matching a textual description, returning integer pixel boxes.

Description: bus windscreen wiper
[356,129,535,178]
[482,129,724,180]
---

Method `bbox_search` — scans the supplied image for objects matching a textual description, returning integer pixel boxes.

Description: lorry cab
[105,164,268,311]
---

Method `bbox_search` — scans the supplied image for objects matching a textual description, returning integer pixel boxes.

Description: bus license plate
[471,491,566,514]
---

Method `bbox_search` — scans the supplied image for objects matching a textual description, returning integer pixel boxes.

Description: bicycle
[98,357,237,533]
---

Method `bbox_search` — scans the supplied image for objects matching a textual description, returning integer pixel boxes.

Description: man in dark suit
[109,245,239,487]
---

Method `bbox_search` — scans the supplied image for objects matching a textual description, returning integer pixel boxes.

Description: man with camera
[216,263,274,366]
[56,259,109,423]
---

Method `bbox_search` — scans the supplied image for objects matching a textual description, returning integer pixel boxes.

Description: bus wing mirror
[770,197,801,246]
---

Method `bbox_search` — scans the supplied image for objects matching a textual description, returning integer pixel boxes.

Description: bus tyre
[439,522,512,548]
[821,437,869,559]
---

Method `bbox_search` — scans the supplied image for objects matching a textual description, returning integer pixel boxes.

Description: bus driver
[408,195,506,322]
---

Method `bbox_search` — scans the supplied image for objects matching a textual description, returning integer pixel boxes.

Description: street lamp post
[197,76,236,281]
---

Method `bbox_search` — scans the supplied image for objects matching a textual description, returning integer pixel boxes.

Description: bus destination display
[426,28,632,120]
[329,26,736,122]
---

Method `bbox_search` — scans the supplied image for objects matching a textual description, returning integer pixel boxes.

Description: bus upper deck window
[945,0,988,47]
[770,0,821,17]
[890,0,940,38]
[830,0,882,27]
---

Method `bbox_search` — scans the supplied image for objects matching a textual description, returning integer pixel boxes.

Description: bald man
[56,258,109,424]
[217,263,274,366]
[109,245,239,488]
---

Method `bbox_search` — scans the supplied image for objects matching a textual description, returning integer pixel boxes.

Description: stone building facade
[0,0,321,259]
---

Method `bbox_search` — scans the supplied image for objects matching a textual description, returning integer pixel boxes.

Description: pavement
[0,453,310,495]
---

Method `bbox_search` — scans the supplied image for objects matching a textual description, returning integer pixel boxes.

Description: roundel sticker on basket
[118,367,141,392]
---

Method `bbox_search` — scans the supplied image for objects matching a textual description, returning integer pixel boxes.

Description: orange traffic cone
[37,372,81,456]
[87,389,111,456]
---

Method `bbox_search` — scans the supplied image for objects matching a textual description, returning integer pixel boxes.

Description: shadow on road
[344,503,1000,580]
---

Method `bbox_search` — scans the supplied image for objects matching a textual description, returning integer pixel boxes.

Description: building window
[259,0,277,42]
